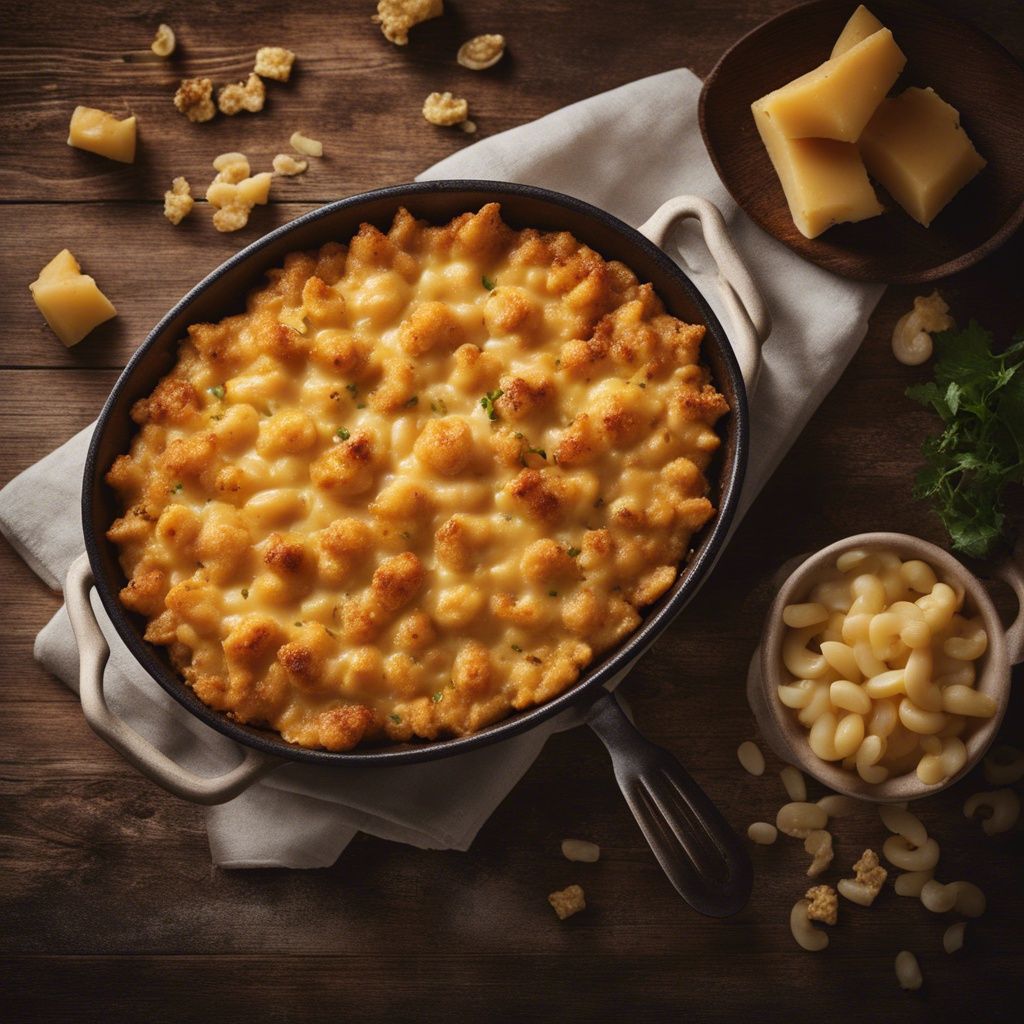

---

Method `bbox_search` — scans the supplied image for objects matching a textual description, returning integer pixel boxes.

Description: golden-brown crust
[104,206,725,751]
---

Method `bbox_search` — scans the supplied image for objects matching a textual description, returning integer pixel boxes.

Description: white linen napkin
[0,69,883,868]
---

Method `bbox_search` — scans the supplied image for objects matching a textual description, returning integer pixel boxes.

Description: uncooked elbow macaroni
[777,549,994,786]
[104,204,726,751]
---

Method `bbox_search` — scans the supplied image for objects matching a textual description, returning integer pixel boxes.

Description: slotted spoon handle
[587,691,752,917]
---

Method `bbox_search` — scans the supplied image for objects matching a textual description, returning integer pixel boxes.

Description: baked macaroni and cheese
[105,204,727,750]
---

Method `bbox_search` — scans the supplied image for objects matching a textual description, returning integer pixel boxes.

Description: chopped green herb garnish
[480,388,504,420]
[431,691,444,703]
[636,381,646,389]
[404,395,419,408]
[389,713,402,725]
[567,546,581,558]
[510,643,522,653]
[356,402,367,409]
[548,590,558,597]
[336,427,351,440]
[907,321,1024,556]
[593,496,605,508]
[400,530,411,540]
[345,382,358,396]
[430,398,449,415]
[554,358,562,369]
[294,621,303,627]
[241,588,249,599]
[482,274,496,291]
[209,384,225,400]
[171,482,183,494]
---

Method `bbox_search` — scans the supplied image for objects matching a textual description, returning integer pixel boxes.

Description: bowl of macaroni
[66,180,769,790]
[750,532,1024,801]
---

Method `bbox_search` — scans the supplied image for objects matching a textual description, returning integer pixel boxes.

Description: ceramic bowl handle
[586,691,752,917]
[638,195,770,395]
[64,553,282,805]
[993,541,1024,665]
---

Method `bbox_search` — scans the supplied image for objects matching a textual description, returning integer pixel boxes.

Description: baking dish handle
[993,540,1024,666]
[638,195,770,395]
[586,691,752,917]
[64,553,282,805]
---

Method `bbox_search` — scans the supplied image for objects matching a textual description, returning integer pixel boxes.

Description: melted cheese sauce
[106,204,727,750]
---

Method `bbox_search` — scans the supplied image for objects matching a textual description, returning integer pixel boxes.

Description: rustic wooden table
[1,2,1022,1021]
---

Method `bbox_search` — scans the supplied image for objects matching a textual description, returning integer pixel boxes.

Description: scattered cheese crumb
[457,33,505,70]
[174,77,216,123]
[805,884,838,926]
[212,204,252,233]
[290,131,323,157]
[67,106,137,163]
[151,24,176,58]
[212,152,251,184]
[273,153,308,176]
[218,73,266,116]
[254,46,296,82]
[163,177,194,225]
[548,884,586,920]
[837,848,888,907]
[373,0,443,46]
[29,249,117,347]
[423,91,469,127]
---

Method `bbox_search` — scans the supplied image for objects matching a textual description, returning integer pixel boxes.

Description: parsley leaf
[482,275,496,291]
[208,384,225,400]
[907,322,1024,557]
[480,388,504,420]
[336,427,350,440]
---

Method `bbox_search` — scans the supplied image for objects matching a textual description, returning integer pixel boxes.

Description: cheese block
[29,250,117,347]
[859,87,987,227]
[752,99,883,238]
[67,106,137,163]
[757,28,906,141]
[831,5,885,58]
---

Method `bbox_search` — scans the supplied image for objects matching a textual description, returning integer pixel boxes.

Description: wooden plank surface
[1,2,1022,1022]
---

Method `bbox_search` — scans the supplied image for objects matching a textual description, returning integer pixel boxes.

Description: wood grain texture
[1,2,1022,1022]
[701,0,1024,283]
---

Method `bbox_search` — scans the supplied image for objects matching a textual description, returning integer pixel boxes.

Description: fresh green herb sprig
[480,388,504,420]
[907,321,1024,557]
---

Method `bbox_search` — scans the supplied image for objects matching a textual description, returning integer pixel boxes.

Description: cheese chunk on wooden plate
[860,86,987,227]
[67,106,137,163]
[30,249,116,347]
[831,5,884,58]
[752,99,883,238]
[757,28,906,142]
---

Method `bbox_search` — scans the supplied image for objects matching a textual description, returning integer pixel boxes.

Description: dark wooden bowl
[700,0,1024,283]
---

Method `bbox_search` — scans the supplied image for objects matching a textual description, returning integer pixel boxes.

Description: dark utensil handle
[586,691,752,918]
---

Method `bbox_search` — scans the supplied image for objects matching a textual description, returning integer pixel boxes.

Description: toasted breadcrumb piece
[218,73,266,116]
[548,884,586,920]
[457,33,505,70]
[423,91,469,126]
[173,77,215,123]
[273,153,308,175]
[460,120,477,134]
[163,177,194,225]
[151,23,176,58]
[212,204,252,233]
[837,848,889,907]
[373,0,443,45]
[290,132,323,157]
[805,884,838,925]
[254,46,296,81]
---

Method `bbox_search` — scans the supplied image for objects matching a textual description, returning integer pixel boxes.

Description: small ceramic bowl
[748,532,1024,802]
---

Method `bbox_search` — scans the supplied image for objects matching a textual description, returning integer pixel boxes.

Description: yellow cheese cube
[831,5,884,58]
[752,100,883,238]
[29,250,117,347]
[67,106,137,163]
[859,87,987,227]
[757,29,907,141]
